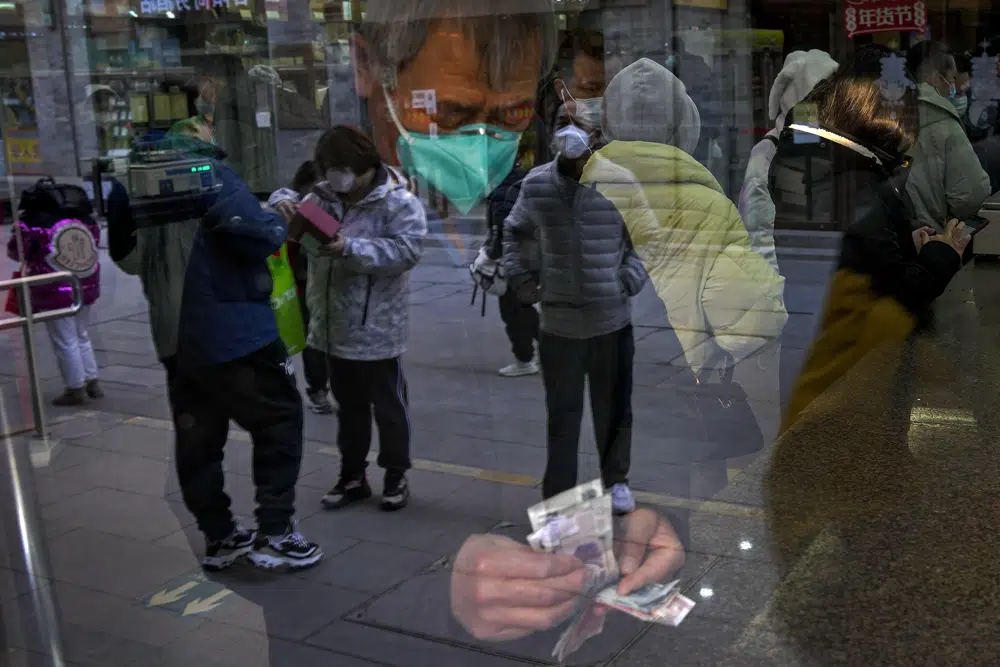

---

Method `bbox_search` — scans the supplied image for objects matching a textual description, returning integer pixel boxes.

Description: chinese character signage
[4,128,43,176]
[139,0,249,15]
[845,0,927,39]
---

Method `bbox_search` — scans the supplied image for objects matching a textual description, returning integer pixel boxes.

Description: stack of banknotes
[526,480,694,662]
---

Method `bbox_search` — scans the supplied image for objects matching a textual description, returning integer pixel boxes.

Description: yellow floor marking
[128,416,763,520]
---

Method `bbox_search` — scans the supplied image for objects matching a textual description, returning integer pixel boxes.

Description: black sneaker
[249,523,322,571]
[202,524,257,571]
[51,388,85,407]
[380,471,410,511]
[306,390,335,414]
[85,379,104,399]
[321,474,372,509]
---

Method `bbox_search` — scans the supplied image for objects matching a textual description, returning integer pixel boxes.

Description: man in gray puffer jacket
[503,103,648,513]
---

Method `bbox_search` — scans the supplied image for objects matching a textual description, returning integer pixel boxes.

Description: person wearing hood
[739,50,839,273]
[310,125,427,513]
[502,95,648,515]
[110,134,323,572]
[584,58,787,389]
[905,41,991,233]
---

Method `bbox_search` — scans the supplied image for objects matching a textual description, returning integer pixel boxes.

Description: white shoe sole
[248,549,324,571]
[498,366,540,378]
[201,544,253,571]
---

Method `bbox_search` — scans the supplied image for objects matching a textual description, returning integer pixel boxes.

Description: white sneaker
[498,358,540,377]
[611,483,636,515]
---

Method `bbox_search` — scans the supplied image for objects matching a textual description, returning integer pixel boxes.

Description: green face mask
[383,86,521,214]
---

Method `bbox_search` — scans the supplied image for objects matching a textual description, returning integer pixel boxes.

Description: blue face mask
[383,86,521,214]
[952,94,969,118]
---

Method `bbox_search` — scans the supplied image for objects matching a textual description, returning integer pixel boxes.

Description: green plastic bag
[267,244,307,356]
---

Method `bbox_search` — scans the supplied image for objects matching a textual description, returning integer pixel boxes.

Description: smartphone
[963,217,991,236]
[926,218,991,237]
[289,194,342,249]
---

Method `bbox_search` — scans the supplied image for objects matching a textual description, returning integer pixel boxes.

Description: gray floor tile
[3,647,86,667]
[611,615,745,667]
[0,566,48,602]
[58,451,171,498]
[297,540,440,595]
[31,466,101,507]
[681,558,781,626]
[190,569,371,641]
[50,580,205,647]
[98,366,166,388]
[68,421,175,460]
[428,479,541,523]
[296,503,495,555]
[688,512,775,564]
[42,487,193,542]
[307,620,536,667]
[9,621,155,667]
[37,529,197,599]
[129,620,265,667]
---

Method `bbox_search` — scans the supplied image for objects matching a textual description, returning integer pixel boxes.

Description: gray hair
[358,0,558,90]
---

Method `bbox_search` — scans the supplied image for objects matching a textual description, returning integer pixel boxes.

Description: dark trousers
[498,288,539,363]
[298,288,329,394]
[164,340,304,540]
[327,355,411,478]
[539,325,634,498]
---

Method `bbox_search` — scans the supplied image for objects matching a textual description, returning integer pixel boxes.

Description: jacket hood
[603,58,701,155]
[769,50,838,129]
[589,140,725,194]
[917,82,961,123]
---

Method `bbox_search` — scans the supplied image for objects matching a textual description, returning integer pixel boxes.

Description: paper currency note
[527,479,619,585]
[527,480,618,663]
[552,603,606,663]
[596,580,695,626]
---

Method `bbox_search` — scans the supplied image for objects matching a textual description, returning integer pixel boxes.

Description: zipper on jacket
[361,275,373,325]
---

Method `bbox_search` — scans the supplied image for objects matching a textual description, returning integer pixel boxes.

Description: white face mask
[574,96,604,128]
[326,169,356,194]
[554,125,592,159]
[559,87,604,130]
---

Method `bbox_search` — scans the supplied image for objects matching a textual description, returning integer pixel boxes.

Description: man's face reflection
[359,18,542,166]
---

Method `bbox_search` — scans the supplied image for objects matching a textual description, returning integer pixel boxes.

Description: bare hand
[450,534,590,642]
[321,234,346,257]
[927,218,970,256]
[912,226,935,252]
[274,199,297,223]
[517,281,540,305]
[614,508,686,597]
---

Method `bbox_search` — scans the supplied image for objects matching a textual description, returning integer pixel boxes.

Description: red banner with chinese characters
[844,0,927,39]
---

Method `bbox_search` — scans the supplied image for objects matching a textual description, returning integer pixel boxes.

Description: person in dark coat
[481,161,540,376]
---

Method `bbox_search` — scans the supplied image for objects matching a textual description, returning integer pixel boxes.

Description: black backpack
[19,177,93,229]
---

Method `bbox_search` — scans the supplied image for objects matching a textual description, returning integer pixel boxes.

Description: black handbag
[667,357,765,464]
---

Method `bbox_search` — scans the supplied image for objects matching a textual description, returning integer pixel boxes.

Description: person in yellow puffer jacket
[580,58,788,380]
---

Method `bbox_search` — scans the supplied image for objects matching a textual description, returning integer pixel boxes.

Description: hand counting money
[524,480,694,663]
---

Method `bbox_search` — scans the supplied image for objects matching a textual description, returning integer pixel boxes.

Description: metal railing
[0,271,82,667]
[0,272,83,438]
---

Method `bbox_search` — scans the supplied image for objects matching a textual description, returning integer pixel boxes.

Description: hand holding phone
[927,218,971,257]
[290,193,343,253]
